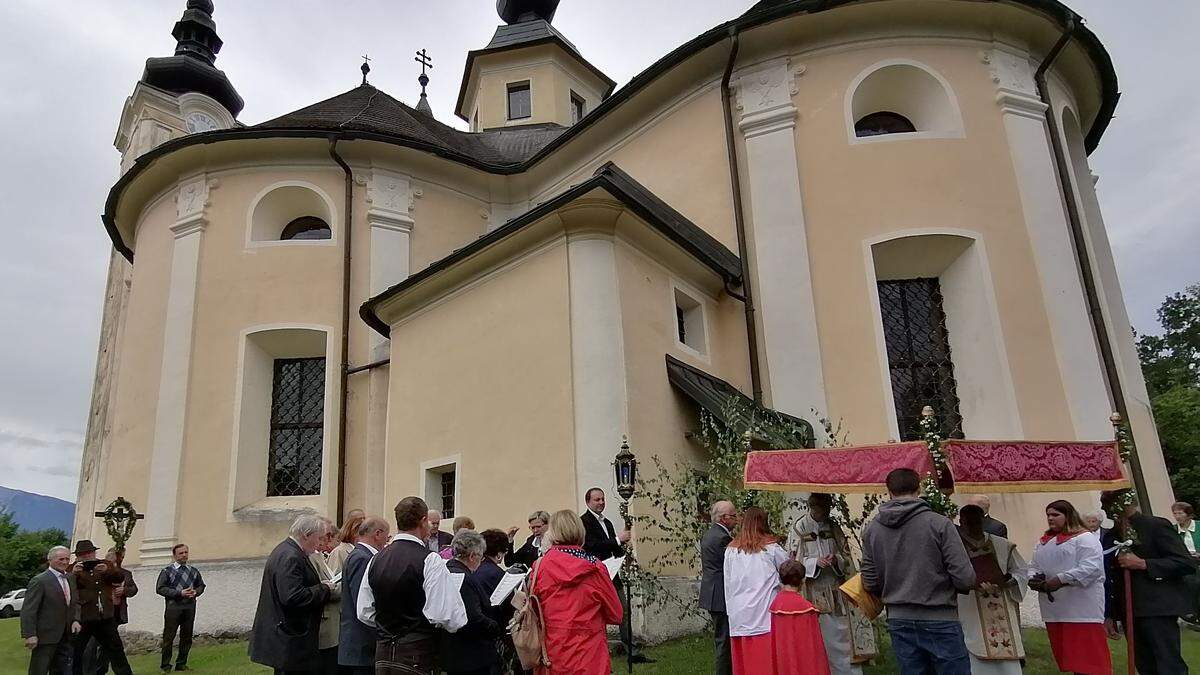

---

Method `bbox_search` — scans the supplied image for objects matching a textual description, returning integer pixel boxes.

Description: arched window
[854,111,917,137]
[280,216,331,241]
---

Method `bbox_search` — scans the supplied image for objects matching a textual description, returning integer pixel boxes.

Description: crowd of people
[16,478,1200,675]
[248,488,633,675]
[701,468,1199,675]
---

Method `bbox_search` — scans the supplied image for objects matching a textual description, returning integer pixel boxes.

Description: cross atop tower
[361,54,372,85]
[414,49,434,115]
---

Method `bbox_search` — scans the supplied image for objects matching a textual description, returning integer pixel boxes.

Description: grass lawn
[2,617,1197,673]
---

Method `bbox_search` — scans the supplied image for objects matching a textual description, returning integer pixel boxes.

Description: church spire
[496,0,560,24]
[141,0,243,117]
[171,0,223,65]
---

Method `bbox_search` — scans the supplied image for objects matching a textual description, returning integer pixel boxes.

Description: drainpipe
[329,137,354,524]
[1034,15,1151,513]
[720,30,764,405]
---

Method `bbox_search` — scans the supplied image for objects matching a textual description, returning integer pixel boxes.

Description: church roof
[253,84,567,167]
[360,162,742,337]
[104,0,1118,261]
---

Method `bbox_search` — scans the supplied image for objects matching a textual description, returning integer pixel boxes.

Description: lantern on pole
[614,436,637,503]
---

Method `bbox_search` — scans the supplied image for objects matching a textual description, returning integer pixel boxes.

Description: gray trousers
[710,610,731,675]
[28,634,71,675]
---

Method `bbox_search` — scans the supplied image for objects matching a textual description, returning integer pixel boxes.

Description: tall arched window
[280,216,331,241]
[854,111,917,137]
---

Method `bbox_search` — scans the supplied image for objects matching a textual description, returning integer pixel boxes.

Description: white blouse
[1028,531,1106,623]
[723,542,790,637]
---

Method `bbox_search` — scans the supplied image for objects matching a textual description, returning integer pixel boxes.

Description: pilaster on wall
[731,57,828,422]
[361,168,416,514]
[141,174,213,566]
[985,44,1110,440]
[564,210,628,526]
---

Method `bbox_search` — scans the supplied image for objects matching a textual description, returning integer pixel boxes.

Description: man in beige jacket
[309,518,343,675]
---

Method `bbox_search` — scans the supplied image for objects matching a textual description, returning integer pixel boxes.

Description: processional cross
[94,496,144,551]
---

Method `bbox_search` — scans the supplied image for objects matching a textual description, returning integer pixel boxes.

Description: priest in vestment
[955,504,1028,674]
[785,494,877,674]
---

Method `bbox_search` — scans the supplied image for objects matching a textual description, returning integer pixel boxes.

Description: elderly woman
[1174,501,1200,559]
[309,518,342,675]
[441,530,501,675]
[1029,500,1109,675]
[532,509,623,675]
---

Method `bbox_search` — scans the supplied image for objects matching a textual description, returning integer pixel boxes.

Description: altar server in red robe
[770,560,832,675]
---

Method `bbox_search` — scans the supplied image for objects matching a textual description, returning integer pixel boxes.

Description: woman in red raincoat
[532,509,623,674]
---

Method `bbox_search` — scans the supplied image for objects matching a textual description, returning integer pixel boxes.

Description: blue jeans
[886,619,971,675]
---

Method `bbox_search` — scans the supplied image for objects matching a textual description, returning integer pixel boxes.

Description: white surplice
[957,533,1027,674]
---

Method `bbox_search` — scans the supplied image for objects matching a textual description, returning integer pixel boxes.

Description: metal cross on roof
[414,49,433,76]
[361,54,372,85]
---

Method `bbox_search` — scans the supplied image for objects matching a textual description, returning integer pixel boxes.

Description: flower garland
[1104,415,1140,545]
[919,407,958,518]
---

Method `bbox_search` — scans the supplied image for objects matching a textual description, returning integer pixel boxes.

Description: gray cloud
[0,1,1194,502]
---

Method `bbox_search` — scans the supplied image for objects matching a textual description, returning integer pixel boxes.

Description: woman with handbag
[526,509,622,674]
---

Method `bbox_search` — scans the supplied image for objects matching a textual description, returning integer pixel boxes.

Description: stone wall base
[121,558,266,638]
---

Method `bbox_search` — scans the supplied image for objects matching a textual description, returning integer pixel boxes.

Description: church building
[75,0,1175,637]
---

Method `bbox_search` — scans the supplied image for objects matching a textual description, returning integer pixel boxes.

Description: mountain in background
[0,486,75,533]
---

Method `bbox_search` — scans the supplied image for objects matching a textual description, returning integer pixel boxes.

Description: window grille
[440,470,456,519]
[676,306,687,344]
[507,82,531,120]
[280,216,331,241]
[267,357,325,496]
[855,111,917,137]
[877,278,963,440]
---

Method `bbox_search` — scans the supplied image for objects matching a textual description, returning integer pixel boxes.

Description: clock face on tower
[185,112,219,133]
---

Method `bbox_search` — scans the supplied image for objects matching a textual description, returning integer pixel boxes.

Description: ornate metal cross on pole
[360,54,372,85]
[414,48,433,98]
[93,496,144,551]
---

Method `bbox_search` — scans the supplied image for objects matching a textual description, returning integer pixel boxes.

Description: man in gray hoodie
[861,468,975,674]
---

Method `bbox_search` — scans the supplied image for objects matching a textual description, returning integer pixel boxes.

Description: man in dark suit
[425,510,453,553]
[22,546,80,675]
[339,516,389,675]
[580,488,649,662]
[966,495,1008,538]
[505,510,550,568]
[1102,490,1198,675]
[249,514,335,674]
[699,501,737,675]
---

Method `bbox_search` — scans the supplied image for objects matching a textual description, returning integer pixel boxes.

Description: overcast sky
[1,1,1196,503]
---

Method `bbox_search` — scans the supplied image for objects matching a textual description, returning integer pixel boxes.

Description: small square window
[424,462,457,519]
[507,82,531,120]
[673,286,707,356]
[570,91,585,124]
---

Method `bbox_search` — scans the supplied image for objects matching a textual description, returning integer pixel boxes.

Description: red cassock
[532,545,623,675]
[768,591,831,675]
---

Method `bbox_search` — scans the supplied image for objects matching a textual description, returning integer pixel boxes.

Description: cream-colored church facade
[75,0,1174,638]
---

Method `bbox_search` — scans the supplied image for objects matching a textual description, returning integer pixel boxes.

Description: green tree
[1136,283,1200,506]
[0,511,69,595]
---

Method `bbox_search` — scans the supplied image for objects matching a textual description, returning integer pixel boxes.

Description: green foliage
[631,399,804,619]
[0,510,68,595]
[1136,284,1200,397]
[1136,284,1200,507]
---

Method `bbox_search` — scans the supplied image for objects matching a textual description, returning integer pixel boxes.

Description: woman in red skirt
[722,507,789,673]
[1028,499,1111,674]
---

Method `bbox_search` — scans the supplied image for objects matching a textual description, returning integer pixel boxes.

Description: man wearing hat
[70,540,132,675]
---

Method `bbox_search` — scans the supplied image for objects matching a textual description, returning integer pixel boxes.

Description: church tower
[74,0,243,547]
[456,0,614,131]
[113,0,243,173]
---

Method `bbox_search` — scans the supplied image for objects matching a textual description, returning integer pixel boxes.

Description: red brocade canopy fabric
[744,439,1129,494]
